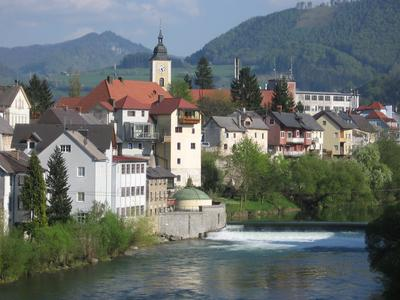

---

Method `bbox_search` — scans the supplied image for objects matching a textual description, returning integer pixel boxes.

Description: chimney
[237,111,242,127]
[277,105,283,112]
[158,95,164,103]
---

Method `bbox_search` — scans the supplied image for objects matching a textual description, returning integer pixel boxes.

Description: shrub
[131,218,157,247]
[99,212,131,257]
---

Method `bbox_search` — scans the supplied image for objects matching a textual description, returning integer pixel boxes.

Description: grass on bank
[0,213,157,284]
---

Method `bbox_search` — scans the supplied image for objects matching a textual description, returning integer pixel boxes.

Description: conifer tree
[271,77,295,112]
[230,67,262,110]
[21,152,47,227]
[46,147,72,224]
[296,101,305,113]
[24,74,54,115]
[195,57,213,89]
[184,73,192,89]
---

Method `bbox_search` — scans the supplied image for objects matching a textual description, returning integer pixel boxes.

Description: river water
[0,224,383,299]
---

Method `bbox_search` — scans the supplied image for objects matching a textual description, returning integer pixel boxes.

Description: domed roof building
[173,187,213,211]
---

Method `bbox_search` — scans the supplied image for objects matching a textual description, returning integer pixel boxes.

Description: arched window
[159,77,165,87]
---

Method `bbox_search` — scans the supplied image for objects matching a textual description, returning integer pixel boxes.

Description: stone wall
[155,204,226,239]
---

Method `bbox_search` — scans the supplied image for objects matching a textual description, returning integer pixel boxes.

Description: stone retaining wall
[155,204,226,239]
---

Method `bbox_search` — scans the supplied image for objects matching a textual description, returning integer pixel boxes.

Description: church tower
[150,29,171,90]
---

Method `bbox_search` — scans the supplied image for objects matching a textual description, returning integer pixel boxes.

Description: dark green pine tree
[195,57,214,89]
[21,152,48,227]
[271,77,295,112]
[25,74,54,115]
[296,101,305,113]
[230,67,262,111]
[46,147,72,224]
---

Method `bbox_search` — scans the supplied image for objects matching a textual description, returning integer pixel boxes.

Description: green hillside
[187,0,400,91]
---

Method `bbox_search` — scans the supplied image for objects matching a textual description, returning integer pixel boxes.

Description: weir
[228,221,368,230]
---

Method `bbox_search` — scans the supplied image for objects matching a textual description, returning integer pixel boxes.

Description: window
[128,111,135,117]
[318,106,323,111]
[141,110,145,117]
[177,175,181,182]
[177,142,181,150]
[269,119,275,125]
[262,133,264,139]
[126,187,130,197]
[77,213,86,223]
[287,131,293,138]
[126,164,130,174]
[77,192,85,202]
[325,96,331,101]
[159,77,165,87]
[305,105,310,111]
[121,164,126,174]
[141,164,144,173]
[322,120,326,126]
[141,186,144,195]
[128,143,133,149]
[318,95,324,101]
[192,128,195,134]
[136,186,140,195]
[138,143,143,150]
[77,167,85,177]
[312,95,317,100]
[136,164,140,173]
[177,158,181,164]
[254,132,257,138]
[305,94,310,100]
[132,164,136,174]
[60,145,71,152]
[191,143,196,149]
[226,132,229,138]
[223,144,228,150]
[233,133,236,138]
[131,187,135,196]
[280,131,285,138]
[334,145,339,151]
[140,205,144,215]
[325,106,330,111]
[29,142,35,149]
[17,175,24,186]
[18,196,24,210]
[175,127,182,133]
[121,188,125,197]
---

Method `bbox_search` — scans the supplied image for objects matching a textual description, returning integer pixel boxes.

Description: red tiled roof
[98,101,113,111]
[366,111,396,122]
[190,89,231,102]
[56,79,172,113]
[115,95,151,110]
[112,155,148,163]
[150,98,198,115]
[261,90,274,108]
[57,97,82,109]
[357,101,385,111]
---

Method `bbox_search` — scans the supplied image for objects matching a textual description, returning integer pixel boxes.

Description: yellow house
[314,111,355,157]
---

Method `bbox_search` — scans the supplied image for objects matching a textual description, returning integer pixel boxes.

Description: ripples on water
[0,225,383,300]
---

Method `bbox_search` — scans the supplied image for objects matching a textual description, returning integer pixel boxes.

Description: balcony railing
[124,123,159,141]
[286,137,304,144]
[283,150,305,157]
[178,110,201,125]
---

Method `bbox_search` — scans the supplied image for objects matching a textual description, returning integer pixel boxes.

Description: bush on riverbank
[0,213,157,284]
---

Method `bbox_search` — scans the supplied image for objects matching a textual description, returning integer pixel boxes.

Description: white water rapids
[206,225,365,251]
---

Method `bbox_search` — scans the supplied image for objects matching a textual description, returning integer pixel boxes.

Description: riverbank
[0,213,158,284]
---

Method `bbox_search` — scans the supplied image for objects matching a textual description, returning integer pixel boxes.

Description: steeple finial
[158,19,163,44]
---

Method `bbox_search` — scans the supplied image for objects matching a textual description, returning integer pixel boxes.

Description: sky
[0,0,325,57]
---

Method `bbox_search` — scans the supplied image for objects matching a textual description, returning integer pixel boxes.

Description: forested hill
[0,31,150,75]
[186,0,400,91]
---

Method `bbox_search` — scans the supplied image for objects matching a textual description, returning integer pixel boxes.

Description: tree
[24,74,54,115]
[195,57,213,89]
[271,77,295,112]
[184,74,192,89]
[202,152,223,193]
[227,137,266,209]
[231,67,262,111]
[46,147,72,224]
[197,90,236,119]
[295,101,305,113]
[68,73,81,97]
[20,152,47,227]
[169,80,193,102]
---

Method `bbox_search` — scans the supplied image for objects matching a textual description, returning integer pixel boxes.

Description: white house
[151,97,202,187]
[203,109,269,156]
[111,156,147,218]
[0,151,30,232]
[0,85,31,127]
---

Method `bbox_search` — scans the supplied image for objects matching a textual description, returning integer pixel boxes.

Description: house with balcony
[266,111,324,157]
[0,84,31,128]
[114,95,158,157]
[203,109,269,156]
[314,111,355,157]
[151,97,202,187]
[338,112,377,149]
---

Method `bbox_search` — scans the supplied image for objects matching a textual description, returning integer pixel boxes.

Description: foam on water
[206,225,365,251]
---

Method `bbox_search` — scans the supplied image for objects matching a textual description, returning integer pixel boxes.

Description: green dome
[173,188,211,201]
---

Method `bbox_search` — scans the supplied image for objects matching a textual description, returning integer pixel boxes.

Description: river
[0,224,383,299]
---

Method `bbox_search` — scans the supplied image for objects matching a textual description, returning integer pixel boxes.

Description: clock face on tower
[160,65,165,73]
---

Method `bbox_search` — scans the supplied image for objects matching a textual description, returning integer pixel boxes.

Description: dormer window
[60,145,71,152]
[269,119,275,125]
[28,141,35,149]
[245,121,251,126]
